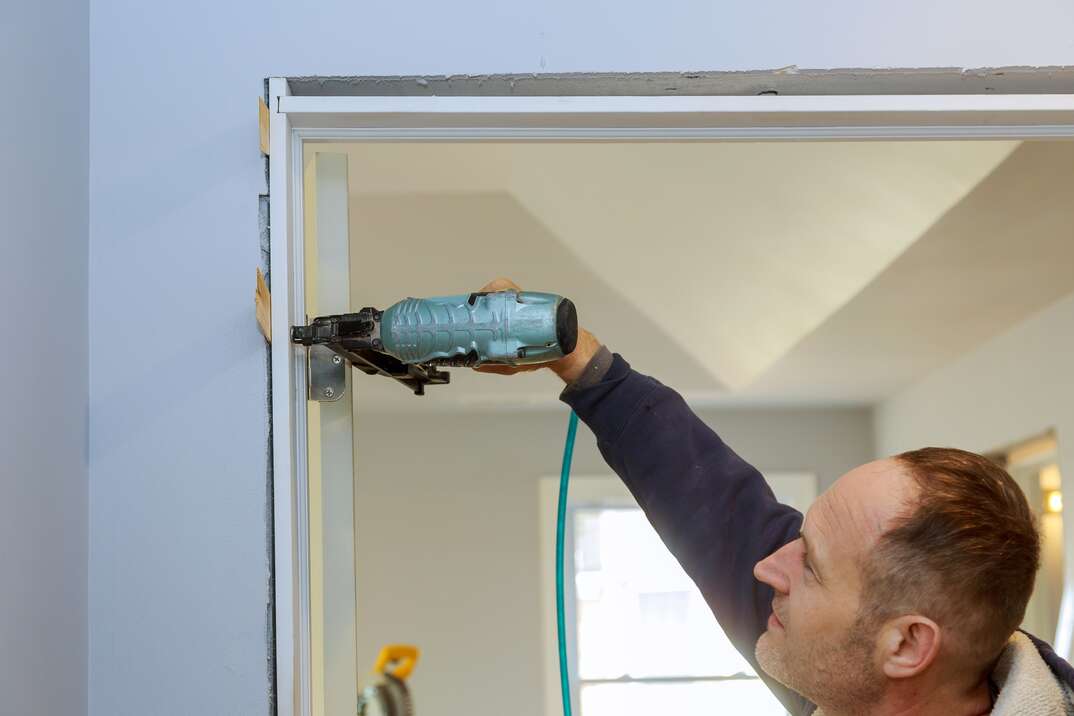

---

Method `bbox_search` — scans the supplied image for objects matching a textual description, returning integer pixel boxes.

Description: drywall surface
[1,1,89,715]
[876,289,1074,476]
[875,291,1074,650]
[354,400,873,716]
[87,1,1073,713]
[880,289,1074,453]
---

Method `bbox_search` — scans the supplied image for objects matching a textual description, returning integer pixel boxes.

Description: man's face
[753,459,915,709]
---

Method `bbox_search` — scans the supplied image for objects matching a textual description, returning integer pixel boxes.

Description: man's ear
[877,615,941,679]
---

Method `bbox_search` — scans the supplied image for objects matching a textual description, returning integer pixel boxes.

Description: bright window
[571,507,787,716]
[542,472,815,716]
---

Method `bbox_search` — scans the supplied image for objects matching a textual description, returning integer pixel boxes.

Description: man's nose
[753,542,794,595]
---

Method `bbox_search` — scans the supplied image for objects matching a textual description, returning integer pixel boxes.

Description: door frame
[267,77,1074,716]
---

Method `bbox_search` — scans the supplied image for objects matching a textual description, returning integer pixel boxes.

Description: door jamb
[267,80,1074,716]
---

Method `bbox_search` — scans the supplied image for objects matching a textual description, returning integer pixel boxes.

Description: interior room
[299,139,1074,715]
[12,2,1074,714]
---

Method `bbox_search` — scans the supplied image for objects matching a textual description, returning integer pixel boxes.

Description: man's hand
[472,278,601,384]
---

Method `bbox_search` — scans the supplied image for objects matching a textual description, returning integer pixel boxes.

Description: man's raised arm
[559,345,803,664]
[473,279,808,712]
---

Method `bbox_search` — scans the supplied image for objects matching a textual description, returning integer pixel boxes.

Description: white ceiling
[308,140,1074,412]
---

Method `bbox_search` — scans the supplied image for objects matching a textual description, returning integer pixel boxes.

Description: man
[477,278,1074,715]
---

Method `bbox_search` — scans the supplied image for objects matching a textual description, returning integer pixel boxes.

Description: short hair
[859,447,1041,666]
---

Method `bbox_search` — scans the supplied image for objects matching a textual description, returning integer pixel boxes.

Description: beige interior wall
[1009,458,1065,640]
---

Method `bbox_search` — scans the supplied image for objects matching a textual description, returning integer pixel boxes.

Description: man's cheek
[788,601,816,638]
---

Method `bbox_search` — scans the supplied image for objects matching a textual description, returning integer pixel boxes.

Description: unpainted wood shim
[259,97,270,155]
[256,267,272,342]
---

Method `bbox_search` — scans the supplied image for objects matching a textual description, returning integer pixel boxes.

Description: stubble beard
[755,616,885,714]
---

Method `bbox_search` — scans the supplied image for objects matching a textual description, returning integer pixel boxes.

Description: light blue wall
[1,1,89,714]
[85,1,1074,714]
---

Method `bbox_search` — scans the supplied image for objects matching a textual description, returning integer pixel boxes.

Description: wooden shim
[256,267,272,341]
[259,97,270,155]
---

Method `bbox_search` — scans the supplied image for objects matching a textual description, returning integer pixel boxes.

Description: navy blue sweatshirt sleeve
[561,352,812,715]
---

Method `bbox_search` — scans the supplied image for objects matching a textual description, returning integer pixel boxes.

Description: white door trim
[267,82,1074,716]
[280,93,1074,139]
[269,76,313,716]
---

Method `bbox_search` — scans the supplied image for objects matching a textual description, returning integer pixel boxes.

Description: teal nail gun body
[292,290,578,395]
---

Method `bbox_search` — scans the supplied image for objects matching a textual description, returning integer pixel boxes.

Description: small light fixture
[1045,490,1063,514]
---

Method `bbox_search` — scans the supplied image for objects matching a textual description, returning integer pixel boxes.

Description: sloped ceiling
[307,140,1073,411]
[746,141,1074,404]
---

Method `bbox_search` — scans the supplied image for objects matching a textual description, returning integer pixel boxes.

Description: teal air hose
[556,410,580,716]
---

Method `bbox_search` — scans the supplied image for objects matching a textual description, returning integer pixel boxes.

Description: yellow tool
[357,645,420,716]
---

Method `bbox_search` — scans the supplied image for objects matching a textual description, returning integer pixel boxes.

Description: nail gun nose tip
[556,298,578,355]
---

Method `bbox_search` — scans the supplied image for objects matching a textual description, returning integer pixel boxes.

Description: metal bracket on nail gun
[309,344,346,402]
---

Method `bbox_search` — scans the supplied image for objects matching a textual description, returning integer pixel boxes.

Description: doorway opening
[267,79,1074,716]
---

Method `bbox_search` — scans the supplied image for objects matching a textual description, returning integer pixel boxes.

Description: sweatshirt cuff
[558,345,614,400]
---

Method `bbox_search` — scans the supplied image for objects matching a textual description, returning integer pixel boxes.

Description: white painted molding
[279,94,1074,139]
[269,76,313,716]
